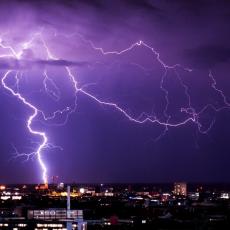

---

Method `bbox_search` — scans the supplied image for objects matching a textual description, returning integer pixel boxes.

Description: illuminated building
[0,185,6,190]
[174,182,187,196]
[27,209,83,220]
[35,183,48,190]
[220,192,230,199]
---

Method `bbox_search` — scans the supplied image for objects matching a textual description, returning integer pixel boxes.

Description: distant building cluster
[174,182,187,196]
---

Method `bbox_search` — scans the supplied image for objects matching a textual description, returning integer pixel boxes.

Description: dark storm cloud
[123,0,160,11]
[0,58,88,70]
[167,0,210,13]
[36,0,160,11]
[76,0,105,8]
[36,59,89,67]
[185,45,230,68]
[71,0,160,11]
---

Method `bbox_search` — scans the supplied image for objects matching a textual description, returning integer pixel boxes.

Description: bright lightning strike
[1,29,229,184]
[2,70,48,184]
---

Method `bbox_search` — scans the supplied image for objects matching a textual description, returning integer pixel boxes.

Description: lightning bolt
[0,32,50,184]
[1,29,230,184]
[77,37,230,133]
[2,70,48,184]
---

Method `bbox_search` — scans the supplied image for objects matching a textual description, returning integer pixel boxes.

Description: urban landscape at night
[0,0,230,229]
[0,182,230,229]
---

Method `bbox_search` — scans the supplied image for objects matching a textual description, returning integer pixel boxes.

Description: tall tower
[67,185,72,230]
[67,185,87,230]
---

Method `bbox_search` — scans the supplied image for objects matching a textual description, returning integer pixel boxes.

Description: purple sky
[0,0,230,184]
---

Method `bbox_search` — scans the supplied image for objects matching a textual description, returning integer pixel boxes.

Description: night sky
[0,0,230,184]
